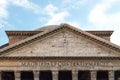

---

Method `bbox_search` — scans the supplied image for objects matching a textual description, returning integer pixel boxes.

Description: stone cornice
[6,31,42,36]
[0,57,120,60]
[87,31,113,36]
[6,30,113,37]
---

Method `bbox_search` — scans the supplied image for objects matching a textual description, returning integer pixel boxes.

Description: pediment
[2,28,120,57]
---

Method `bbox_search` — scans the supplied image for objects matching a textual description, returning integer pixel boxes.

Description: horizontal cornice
[87,31,113,36]
[6,31,42,36]
[6,30,113,36]
[0,57,120,60]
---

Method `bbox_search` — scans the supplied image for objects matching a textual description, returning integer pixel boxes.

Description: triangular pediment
[0,24,120,57]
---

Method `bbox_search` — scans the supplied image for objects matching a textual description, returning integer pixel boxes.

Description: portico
[0,57,119,80]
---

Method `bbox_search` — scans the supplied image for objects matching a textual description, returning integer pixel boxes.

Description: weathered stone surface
[0,60,119,70]
[4,30,119,57]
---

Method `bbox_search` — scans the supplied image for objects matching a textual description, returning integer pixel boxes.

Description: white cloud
[44,4,58,16]
[46,11,69,25]
[0,0,41,29]
[62,0,89,9]
[88,0,120,45]
[44,4,69,25]
[44,4,81,29]
[9,0,41,14]
[0,0,8,18]
[66,22,80,28]
[0,19,7,28]
[0,0,9,28]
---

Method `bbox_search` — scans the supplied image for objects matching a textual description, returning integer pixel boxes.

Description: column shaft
[15,71,21,80]
[0,71,1,80]
[91,71,97,80]
[52,70,58,80]
[109,71,114,80]
[33,71,39,80]
[72,70,78,80]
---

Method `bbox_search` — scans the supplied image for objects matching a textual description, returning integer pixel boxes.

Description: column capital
[14,71,21,80]
[52,70,58,76]
[72,70,78,77]
[72,70,78,80]
[109,70,114,80]
[0,71,1,80]
[33,71,39,80]
[52,70,58,80]
[109,70,114,77]
[52,70,58,73]
[91,71,97,80]
[91,71,97,77]
[14,71,20,77]
[72,70,79,72]
[14,71,20,73]
[33,71,39,74]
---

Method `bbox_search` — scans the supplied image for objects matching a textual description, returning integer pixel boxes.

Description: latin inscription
[0,61,118,69]
[20,61,113,67]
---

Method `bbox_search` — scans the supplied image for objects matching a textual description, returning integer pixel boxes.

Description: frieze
[20,61,112,67]
[0,61,117,68]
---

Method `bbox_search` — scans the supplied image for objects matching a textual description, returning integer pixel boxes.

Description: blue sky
[0,0,120,46]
